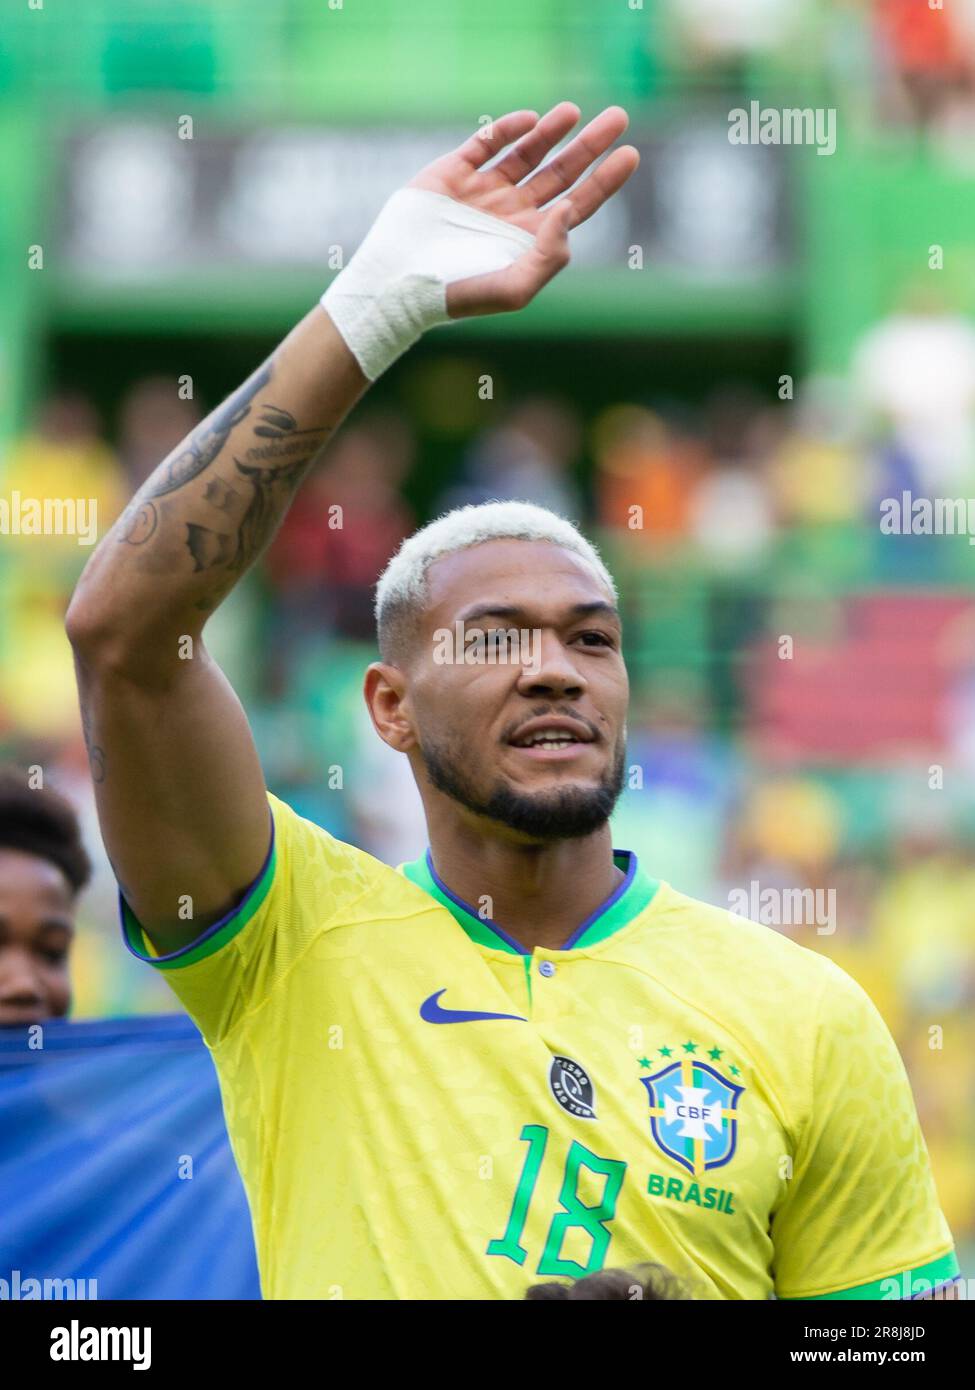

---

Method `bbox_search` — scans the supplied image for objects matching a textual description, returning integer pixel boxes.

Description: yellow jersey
[121,793,958,1301]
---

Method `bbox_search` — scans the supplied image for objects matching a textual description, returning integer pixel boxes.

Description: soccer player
[0,771,91,1027]
[65,104,959,1300]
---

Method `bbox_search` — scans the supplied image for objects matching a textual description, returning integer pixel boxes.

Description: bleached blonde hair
[375,499,618,663]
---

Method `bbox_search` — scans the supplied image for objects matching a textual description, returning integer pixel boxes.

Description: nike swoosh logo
[420,989,527,1025]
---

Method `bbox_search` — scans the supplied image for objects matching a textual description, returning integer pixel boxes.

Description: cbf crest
[640,1053,744,1177]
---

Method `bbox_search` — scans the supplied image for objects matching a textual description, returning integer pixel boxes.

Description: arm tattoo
[183,402,329,575]
[118,500,159,546]
[185,523,236,572]
[229,452,318,572]
[146,362,272,500]
[80,702,107,784]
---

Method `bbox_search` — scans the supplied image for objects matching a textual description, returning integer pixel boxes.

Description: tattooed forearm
[181,401,330,575]
[229,449,324,572]
[244,403,326,462]
[116,381,330,586]
[146,363,272,500]
[118,500,159,546]
[186,522,236,572]
[201,477,241,514]
[184,448,325,574]
[70,305,367,662]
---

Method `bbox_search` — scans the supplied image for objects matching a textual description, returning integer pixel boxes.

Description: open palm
[408,103,640,319]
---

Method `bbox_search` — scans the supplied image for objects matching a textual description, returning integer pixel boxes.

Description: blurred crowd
[1,300,974,1250]
[665,0,975,144]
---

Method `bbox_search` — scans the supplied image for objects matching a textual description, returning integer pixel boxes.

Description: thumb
[536,199,574,258]
[446,201,573,320]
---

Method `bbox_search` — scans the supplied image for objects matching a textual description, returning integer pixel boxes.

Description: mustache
[419,730,628,843]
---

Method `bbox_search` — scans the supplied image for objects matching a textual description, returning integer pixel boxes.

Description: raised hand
[408,103,640,319]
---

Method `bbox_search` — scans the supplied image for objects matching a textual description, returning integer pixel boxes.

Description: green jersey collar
[400,847,659,954]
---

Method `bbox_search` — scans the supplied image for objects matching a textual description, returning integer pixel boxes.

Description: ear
[363,662,417,752]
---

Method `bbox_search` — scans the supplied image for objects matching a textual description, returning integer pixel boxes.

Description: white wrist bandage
[320,187,536,381]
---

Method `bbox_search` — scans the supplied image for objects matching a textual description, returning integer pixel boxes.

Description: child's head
[0,772,91,1026]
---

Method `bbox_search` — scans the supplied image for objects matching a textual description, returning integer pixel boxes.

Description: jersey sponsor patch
[548,1054,597,1120]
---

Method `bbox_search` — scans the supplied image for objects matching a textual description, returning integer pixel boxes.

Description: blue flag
[0,1014,260,1300]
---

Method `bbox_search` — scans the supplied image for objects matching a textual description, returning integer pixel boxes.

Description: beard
[420,734,627,841]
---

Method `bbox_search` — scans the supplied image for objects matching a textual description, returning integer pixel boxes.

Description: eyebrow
[456,601,621,625]
[0,918,74,939]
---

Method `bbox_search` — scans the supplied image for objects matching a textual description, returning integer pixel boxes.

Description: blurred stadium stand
[1,1,973,1271]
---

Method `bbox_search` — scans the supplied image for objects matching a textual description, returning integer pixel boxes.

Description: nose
[0,949,45,1008]
[515,630,586,699]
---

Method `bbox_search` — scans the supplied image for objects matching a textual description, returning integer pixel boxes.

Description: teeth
[513,729,583,747]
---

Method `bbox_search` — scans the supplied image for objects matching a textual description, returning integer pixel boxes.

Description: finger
[522,105,630,206]
[446,201,572,320]
[491,101,581,184]
[452,109,541,170]
[561,144,640,227]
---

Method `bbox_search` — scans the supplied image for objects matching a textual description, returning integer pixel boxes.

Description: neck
[424,819,623,952]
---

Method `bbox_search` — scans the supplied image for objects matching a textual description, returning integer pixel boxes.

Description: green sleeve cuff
[118,815,276,971]
[781,1249,961,1301]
